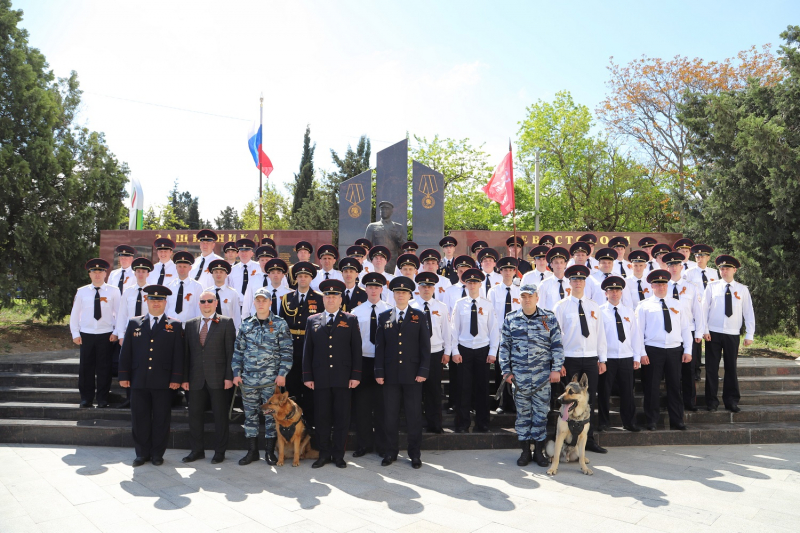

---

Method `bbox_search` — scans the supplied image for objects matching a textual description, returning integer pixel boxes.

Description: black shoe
[446,407,455,414]
[312,456,330,469]
[472,426,490,433]
[670,423,687,431]
[516,440,531,467]
[411,458,422,469]
[211,452,225,464]
[79,400,91,409]
[623,425,641,433]
[585,440,607,454]
[532,440,549,468]
[494,407,504,415]
[684,405,698,412]
[334,458,347,468]
[238,437,260,466]
[352,447,372,458]
[646,424,657,431]
[151,457,164,466]
[707,406,718,412]
[726,404,741,413]
[381,455,396,467]
[182,451,205,463]
[132,456,149,467]
[97,401,109,408]
[264,437,278,466]
[454,427,467,433]
[597,424,609,432]
[119,399,131,408]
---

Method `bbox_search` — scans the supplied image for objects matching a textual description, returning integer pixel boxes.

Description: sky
[14,0,797,221]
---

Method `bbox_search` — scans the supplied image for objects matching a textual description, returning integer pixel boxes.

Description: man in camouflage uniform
[499,283,564,467]
[232,287,293,466]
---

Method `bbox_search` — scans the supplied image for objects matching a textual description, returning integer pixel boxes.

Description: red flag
[482,148,515,216]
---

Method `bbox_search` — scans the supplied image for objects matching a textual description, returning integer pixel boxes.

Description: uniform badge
[624,316,631,322]
[385,321,393,329]
[734,291,741,300]
[512,298,520,304]
[670,307,679,314]
[566,288,572,296]
[590,311,597,320]
[166,274,172,277]
[337,320,349,328]
[680,286,687,295]
[99,297,108,303]
[251,269,257,276]
[478,307,484,315]
[164,323,174,331]
[438,286,445,293]
[432,310,440,316]
[124,277,130,284]
[185,293,192,301]
[643,288,650,294]
[411,314,419,323]
[541,318,550,332]
[626,264,632,269]
[223,299,229,304]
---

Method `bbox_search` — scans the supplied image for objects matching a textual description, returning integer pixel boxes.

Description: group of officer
[71,230,755,468]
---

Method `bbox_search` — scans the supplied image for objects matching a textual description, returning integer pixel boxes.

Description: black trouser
[705,332,741,409]
[423,350,444,430]
[447,360,460,410]
[354,357,386,453]
[692,335,704,375]
[384,382,423,460]
[562,357,599,443]
[111,342,132,403]
[642,345,684,427]
[188,381,229,454]
[314,387,351,461]
[131,388,173,459]
[455,344,490,431]
[286,338,314,426]
[681,332,698,408]
[598,357,636,428]
[78,332,114,404]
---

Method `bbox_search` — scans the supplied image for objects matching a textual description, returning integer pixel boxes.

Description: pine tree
[291,124,315,215]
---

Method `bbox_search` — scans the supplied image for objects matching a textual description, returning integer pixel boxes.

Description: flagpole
[258,93,264,245]
[510,139,520,279]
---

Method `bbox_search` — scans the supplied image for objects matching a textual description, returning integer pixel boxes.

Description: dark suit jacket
[183,314,235,389]
[374,306,431,384]
[302,310,362,388]
[119,315,184,389]
[341,286,367,313]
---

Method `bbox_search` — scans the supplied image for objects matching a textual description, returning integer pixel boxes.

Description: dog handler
[233,287,293,466]
[499,284,564,467]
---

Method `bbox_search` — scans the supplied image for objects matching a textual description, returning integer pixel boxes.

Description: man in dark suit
[303,279,362,468]
[181,290,236,464]
[119,285,184,467]
[339,257,367,312]
[375,277,431,469]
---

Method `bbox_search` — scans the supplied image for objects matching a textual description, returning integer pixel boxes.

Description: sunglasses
[199,299,216,304]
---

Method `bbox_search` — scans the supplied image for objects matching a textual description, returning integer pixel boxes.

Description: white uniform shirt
[702,280,756,340]
[147,260,178,286]
[166,277,203,323]
[567,257,597,270]
[191,253,222,289]
[633,296,693,359]
[537,275,569,312]
[411,274,452,302]
[553,296,607,362]
[624,274,652,309]
[681,259,697,273]
[480,270,503,296]
[442,282,468,314]
[351,299,391,357]
[487,282,522,324]
[411,297,452,355]
[588,271,633,309]
[228,260,261,297]
[450,296,499,353]
[70,284,120,337]
[311,268,344,292]
[114,283,149,337]
[205,284,241,330]
[360,271,395,306]
[108,267,135,295]
[683,266,719,293]
[612,259,634,278]
[599,302,639,362]
[668,278,704,334]
[241,283,292,320]
[520,268,553,288]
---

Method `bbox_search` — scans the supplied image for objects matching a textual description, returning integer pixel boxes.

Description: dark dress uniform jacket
[374,307,431,384]
[341,286,368,313]
[302,311,363,388]
[119,316,184,388]
[183,315,235,389]
[281,290,325,338]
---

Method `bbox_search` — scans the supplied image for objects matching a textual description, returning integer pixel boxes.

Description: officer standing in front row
[118,285,184,467]
[499,284,564,467]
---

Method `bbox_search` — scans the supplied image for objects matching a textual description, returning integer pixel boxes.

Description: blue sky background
[14,0,797,220]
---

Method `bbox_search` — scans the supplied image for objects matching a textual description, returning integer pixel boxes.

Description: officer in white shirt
[350,272,390,457]
[346,245,369,284]
[354,238,375,275]
[552,264,608,454]
[441,255,476,313]
[568,242,603,303]
[228,238,259,301]
[417,248,452,301]
[598,276,640,432]
[450,268,499,433]
[638,236,659,271]
[477,248,503,294]
[69,259,120,408]
[521,245,553,287]
[683,244,719,380]
[108,244,136,295]
[673,238,697,272]
[702,255,756,413]
[115,258,154,340]
[624,250,652,309]
[470,240,489,263]
[166,251,203,324]
[411,272,452,433]
[539,234,556,248]
[567,234,598,270]
[222,241,238,266]
[609,236,633,278]
[205,259,241,331]
[633,270,693,431]
[242,258,292,320]
[362,245,395,306]
[487,257,522,414]
[191,229,222,289]
[506,235,532,275]
[396,252,420,282]
[651,243,672,271]
[311,244,344,291]
[538,247,571,311]
[147,238,178,286]
[590,247,634,309]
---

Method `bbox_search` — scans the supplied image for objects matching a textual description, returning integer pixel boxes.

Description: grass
[0,299,68,327]
[744,333,800,359]
[0,300,72,354]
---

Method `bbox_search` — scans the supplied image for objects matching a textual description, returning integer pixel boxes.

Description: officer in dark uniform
[287,241,318,289]
[507,235,532,275]
[280,261,323,426]
[339,257,367,312]
[539,235,556,248]
[118,285,184,467]
[470,240,489,262]
[261,237,277,248]
[375,276,431,469]
[438,236,459,284]
[303,279,362,468]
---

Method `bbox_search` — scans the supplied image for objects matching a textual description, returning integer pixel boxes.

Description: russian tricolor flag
[247,121,274,177]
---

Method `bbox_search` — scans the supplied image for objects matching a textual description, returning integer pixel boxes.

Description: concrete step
[596,421,800,447]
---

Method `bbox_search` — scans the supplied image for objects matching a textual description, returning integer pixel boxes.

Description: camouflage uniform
[232,313,293,438]
[498,307,564,442]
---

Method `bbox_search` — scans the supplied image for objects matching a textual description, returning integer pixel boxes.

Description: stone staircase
[0,351,799,450]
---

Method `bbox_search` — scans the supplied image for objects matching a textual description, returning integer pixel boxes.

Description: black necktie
[157,263,165,285]
[152,316,159,329]
[614,306,625,342]
[485,276,491,294]
[504,287,512,317]
[262,271,269,287]
[135,288,142,316]
[619,262,627,278]
[578,300,589,338]
[272,289,278,316]
[470,299,478,336]
[638,280,645,301]
[175,282,184,313]
[725,284,733,317]
[117,270,125,294]
[300,293,305,306]
[345,290,350,309]
[325,272,330,280]
[195,257,205,280]
[424,302,432,337]
[215,288,222,315]
[604,272,610,279]
[242,264,249,295]
[398,310,404,326]
[558,279,565,299]
[327,313,335,327]
[661,298,672,333]
[540,272,544,281]
[93,287,102,320]
[648,261,654,271]
[701,270,708,289]
[673,283,679,300]
[683,262,689,271]
[370,304,377,344]
[461,285,466,298]
[447,260,452,270]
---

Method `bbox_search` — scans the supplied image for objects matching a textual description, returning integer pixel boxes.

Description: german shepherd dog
[261,390,318,467]
[546,374,593,476]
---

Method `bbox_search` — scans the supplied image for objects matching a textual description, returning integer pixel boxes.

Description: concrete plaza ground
[1,443,798,533]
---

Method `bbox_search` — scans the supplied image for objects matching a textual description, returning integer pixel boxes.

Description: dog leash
[494,375,550,401]
[228,382,278,421]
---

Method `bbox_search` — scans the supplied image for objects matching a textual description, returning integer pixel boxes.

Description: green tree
[241,181,291,231]
[214,206,242,230]
[677,26,800,334]
[0,0,128,320]
[290,124,315,215]
[167,180,201,229]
